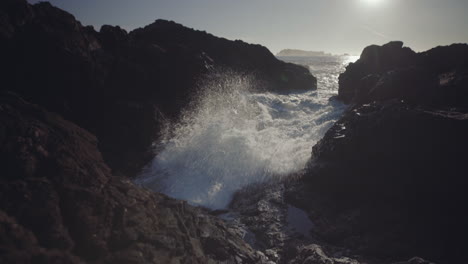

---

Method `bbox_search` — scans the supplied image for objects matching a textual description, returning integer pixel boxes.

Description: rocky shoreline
[0,0,316,178]
[284,42,468,263]
[1,0,468,263]
[226,42,468,263]
[0,92,268,263]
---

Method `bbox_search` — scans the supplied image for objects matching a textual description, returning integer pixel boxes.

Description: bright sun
[362,0,383,5]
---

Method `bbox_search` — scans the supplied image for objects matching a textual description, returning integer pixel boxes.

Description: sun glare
[362,0,383,5]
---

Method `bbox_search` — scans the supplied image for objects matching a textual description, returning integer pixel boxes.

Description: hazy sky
[28,0,468,55]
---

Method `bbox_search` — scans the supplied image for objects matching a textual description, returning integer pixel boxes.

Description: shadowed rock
[286,41,468,263]
[338,41,468,107]
[0,92,268,263]
[290,101,468,263]
[0,0,317,177]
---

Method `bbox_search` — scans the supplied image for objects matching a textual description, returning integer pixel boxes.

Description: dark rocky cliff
[0,92,267,263]
[338,41,468,107]
[2,0,468,263]
[290,41,468,263]
[0,0,316,177]
[0,1,318,263]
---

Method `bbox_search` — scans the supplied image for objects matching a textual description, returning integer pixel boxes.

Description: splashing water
[138,56,357,209]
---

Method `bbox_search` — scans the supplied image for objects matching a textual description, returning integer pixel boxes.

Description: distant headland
[276,49,349,57]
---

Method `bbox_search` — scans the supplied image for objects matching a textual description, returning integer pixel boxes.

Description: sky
[28,0,468,55]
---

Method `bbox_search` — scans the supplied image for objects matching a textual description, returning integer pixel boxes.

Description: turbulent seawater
[138,55,358,209]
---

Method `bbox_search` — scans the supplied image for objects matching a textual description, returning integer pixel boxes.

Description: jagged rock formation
[338,41,468,107]
[229,182,364,264]
[0,92,271,263]
[2,0,467,262]
[0,0,316,177]
[289,42,468,263]
[0,1,319,263]
[227,176,437,264]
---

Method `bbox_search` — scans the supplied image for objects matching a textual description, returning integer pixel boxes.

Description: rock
[98,25,128,50]
[391,257,435,264]
[288,244,360,264]
[228,181,370,264]
[338,41,417,103]
[0,0,317,177]
[338,41,468,107]
[286,41,468,264]
[0,209,82,264]
[230,183,290,251]
[130,19,317,93]
[0,92,266,263]
[289,101,468,263]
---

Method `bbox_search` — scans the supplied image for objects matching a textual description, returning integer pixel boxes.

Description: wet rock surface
[297,102,468,263]
[0,1,321,263]
[0,92,272,263]
[0,0,316,177]
[1,1,467,263]
[288,41,468,264]
[229,182,359,264]
[228,179,434,264]
[287,244,360,264]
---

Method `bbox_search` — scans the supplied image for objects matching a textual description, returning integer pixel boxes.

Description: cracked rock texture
[0,92,269,263]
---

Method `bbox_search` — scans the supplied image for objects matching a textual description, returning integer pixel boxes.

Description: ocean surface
[137,55,358,209]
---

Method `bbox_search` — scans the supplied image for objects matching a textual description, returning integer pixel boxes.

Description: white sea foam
[137,56,357,209]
